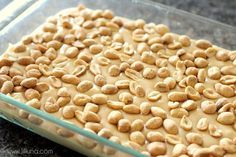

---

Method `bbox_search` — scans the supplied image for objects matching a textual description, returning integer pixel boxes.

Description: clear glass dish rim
[139,0,236,30]
[0,0,235,156]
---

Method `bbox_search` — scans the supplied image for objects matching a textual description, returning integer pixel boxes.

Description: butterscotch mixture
[0,4,235,157]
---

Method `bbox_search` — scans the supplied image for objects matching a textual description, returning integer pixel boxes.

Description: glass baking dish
[0,0,236,156]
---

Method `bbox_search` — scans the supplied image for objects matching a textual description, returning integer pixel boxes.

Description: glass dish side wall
[0,0,236,156]
[0,94,142,157]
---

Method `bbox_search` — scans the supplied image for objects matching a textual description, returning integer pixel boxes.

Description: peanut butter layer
[0,5,236,157]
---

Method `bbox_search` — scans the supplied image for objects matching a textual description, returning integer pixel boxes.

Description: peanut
[26,98,41,109]
[108,65,120,77]
[168,92,187,102]
[24,88,40,100]
[217,112,235,125]
[119,92,133,104]
[208,66,221,80]
[219,138,236,153]
[73,94,91,106]
[151,107,167,119]
[77,80,93,93]
[197,118,208,131]
[85,122,102,133]
[147,142,167,156]
[20,78,37,88]
[62,106,77,119]
[91,94,107,105]
[154,82,169,92]
[130,131,145,145]
[170,108,188,118]
[201,100,216,114]
[143,67,156,79]
[185,86,201,100]
[131,119,144,132]
[123,104,140,114]
[195,39,212,49]
[94,74,106,87]
[101,84,118,94]
[146,131,165,142]
[147,91,162,101]
[61,74,80,85]
[84,103,99,113]
[180,115,192,131]
[163,119,178,135]
[140,102,151,115]
[117,119,131,132]
[107,111,123,125]
[82,111,100,123]
[172,144,187,157]
[215,83,234,98]
[98,128,112,139]
[1,80,14,94]
[145,117,163,129]
[186,132,203,145]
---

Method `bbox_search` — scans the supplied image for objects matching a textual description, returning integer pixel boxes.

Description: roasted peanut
[130,131,145,145]
[168,92,187,102]
[145,117,163,129]
[94,74,106,87]
[26,98,41,109]
[123,104,140,114]
[172,144,187,157]
[215,83,234,98]
[131,119,144,132]
[24,88,40,100]
[151,107,167,119]
[73,94,91,106]
[216,50,230,61]
[119,92,133,104]
[146,131,165,142]
[147,142,167,156]
[181,100,197,111]
[157,67,170,78]
[20,78,37,88]
[147,91,162,101]
[141,51,155,65]
[154,82,169,92]
[118,119,131,132]
[195,39,212,49]
[197,118,208,131]
[1,80,14,94]
[61,74,80,85]
[98,128,112,139]
[108,111,123,125]
[219,138,236,153]
[62,106,76,119]
[180,115,192,131]
[101,84,118,94]
[185,86,201,100]
[170,108,188,118]
[163,119,178,135]
[143,67,156,79]
[208,66,221,80]
[186,132,203,145]
[108,65,120,77]
[140,102,151,115]
[77,80,93,93]
[217,112,235,125]
[82,111,100,123]
[201,100,216,114]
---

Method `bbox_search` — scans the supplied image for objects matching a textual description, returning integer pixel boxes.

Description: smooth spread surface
[0,5,235,157]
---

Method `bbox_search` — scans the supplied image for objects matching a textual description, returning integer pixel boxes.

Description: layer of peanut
[0,4,236,157]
